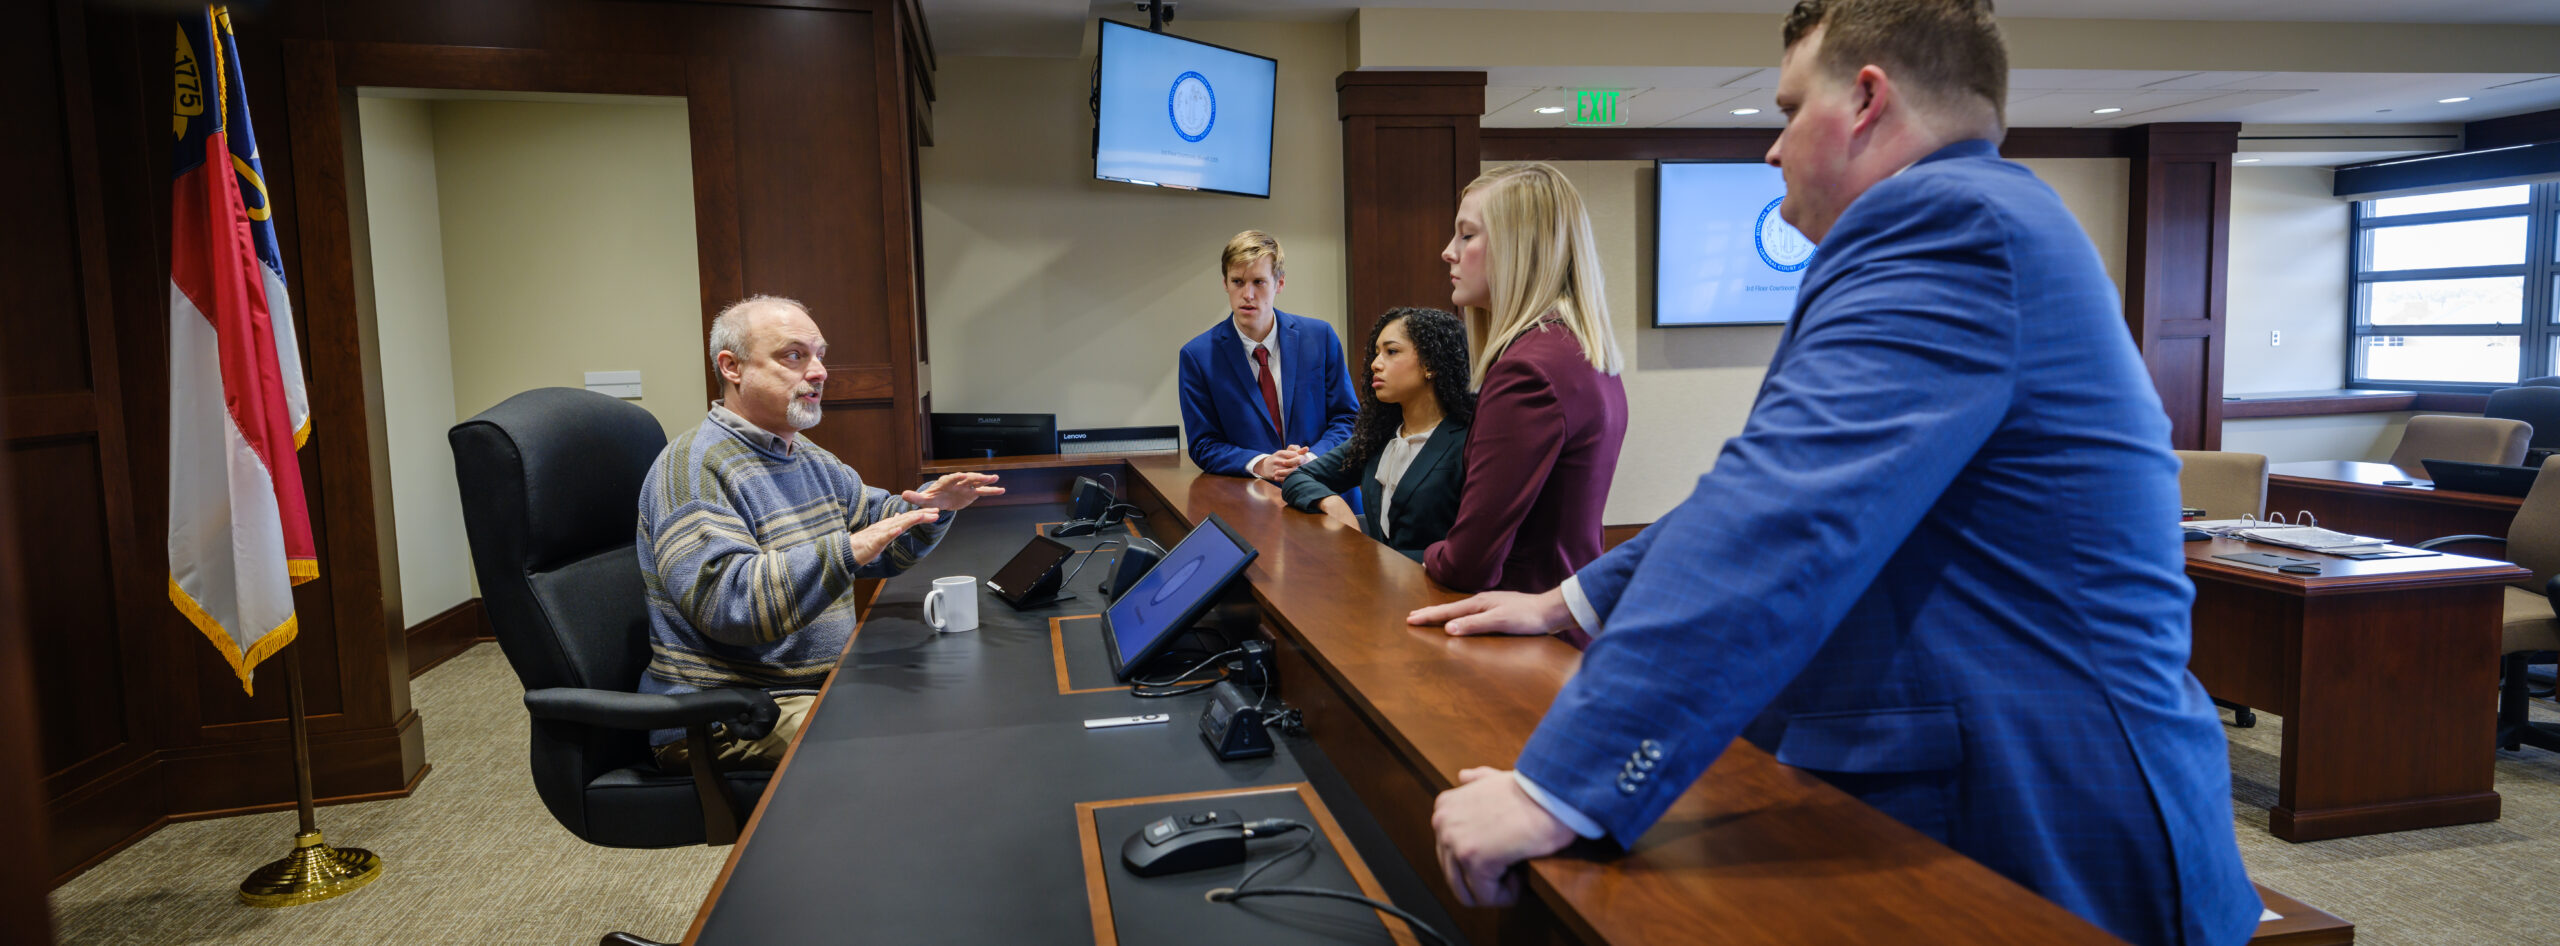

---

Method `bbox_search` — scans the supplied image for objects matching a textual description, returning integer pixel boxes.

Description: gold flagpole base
[237,829,383,908]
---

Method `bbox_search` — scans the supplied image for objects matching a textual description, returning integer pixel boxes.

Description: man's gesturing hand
[1431,768,1578,908]
[902,472,1004,511]
[1407,588,1576,637]
[849,508,940,565]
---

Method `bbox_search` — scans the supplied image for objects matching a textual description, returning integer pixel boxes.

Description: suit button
[1616,777,1639,795]
[1640,740,1664,761]
[1634,756,1656,772]
[1627,769,1647,783]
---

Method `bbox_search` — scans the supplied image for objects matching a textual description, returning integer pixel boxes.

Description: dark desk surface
[2266,460,2524,510]
[682,503,1457,945]
[1117,456,2122,945]
[2182,533,2529,596]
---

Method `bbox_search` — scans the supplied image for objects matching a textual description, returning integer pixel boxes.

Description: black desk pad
[692,503,1462,945]
[1092,790,1398,946]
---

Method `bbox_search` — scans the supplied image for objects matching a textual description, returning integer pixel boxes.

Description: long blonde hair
[1460,163,1622,386]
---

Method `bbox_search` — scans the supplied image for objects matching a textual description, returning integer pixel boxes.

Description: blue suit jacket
[1176,311,1362,487]
[1517,140,2257,946]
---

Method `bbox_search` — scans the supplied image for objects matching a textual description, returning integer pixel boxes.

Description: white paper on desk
[2234,525,2387,552]
[2261,907,2282,922]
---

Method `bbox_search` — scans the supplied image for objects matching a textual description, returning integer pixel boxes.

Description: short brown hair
[1220,230,1285,280]
[1782,0,2008,126]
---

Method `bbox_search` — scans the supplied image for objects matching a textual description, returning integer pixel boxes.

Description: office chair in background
[2415,461,2560,755]
[2484,386,2560,467]
[2387,414,2531,475]
[451,388,779,946]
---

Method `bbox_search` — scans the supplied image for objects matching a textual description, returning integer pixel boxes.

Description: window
[2349,182,2558,389]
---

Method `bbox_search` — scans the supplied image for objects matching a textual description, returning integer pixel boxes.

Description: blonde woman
[1420,163,1628,593]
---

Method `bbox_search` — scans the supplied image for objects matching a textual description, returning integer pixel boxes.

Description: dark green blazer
[1279,419,1468,560]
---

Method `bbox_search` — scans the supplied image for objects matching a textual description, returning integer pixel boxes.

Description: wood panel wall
[1338,72,1484,363]
[9,0,933,885]
[2126,123,2240,451]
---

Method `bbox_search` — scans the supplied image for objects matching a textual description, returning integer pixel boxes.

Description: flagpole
[236,642,381,907]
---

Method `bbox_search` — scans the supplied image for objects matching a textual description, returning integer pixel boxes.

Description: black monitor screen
[930,413,1059,459]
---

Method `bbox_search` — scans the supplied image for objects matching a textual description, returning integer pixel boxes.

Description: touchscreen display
[1107,516,1255,677]
[989,535,1074,601]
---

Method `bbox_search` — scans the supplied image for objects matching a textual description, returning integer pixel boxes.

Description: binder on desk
[2184,512,2387,553]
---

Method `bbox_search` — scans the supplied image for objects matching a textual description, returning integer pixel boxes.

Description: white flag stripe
[167,283,300,667]
[260,264,310,443]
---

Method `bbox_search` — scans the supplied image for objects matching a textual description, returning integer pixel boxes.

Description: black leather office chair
[2485,385,2560,467]
[2415,461,2560,754]
[2521,376,2560,389]
[451,388,777,945]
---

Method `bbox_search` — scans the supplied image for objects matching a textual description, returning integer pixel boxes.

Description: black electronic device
[928,412,1059,460]
[1228,639,1275,690]
[1101,536,1165,600]
[986,534,1077,609]
[1199,679,1273,760]
[1049,476,1120,537]
[2421,458,2540,498]
[1105,516,1256,681]
[2182,528,2211,542]
[1120,809,1247,877]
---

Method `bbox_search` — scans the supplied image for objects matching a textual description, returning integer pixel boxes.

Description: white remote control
[1083,713,1170,729]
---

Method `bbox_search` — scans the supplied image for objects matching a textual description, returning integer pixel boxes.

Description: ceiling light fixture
[1731,107,1762,116]
[2092,107,2123,115]
[1534,106,1566,114]
[2235,158,2262,164]
[2439,96,2472,104]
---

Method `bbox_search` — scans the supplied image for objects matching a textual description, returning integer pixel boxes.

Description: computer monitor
[1654,160,1814,326]
[930,413,1059,460]
[1105,513,1258,681]
[1093,19,1277,198]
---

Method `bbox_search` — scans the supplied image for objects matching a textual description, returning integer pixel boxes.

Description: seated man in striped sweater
[638,294,1002,772]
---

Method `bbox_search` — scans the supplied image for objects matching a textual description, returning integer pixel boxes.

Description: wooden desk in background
[2184,535,2527,841]
[2264,460,2521,543]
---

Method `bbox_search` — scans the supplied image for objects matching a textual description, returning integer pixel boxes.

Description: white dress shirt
[1371,422,1437,540]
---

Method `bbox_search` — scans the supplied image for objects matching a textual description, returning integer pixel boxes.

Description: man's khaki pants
[652,694,815,772]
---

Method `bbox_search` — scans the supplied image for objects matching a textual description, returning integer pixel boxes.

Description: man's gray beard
[786,397,823,430]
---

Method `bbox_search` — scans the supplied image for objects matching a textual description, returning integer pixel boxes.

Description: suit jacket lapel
[1382,423,1463,535]
[1278,313,1307,442]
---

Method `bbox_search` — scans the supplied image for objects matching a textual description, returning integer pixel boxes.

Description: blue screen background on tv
[1655,162,1817,326]
[1095,20,1276,197]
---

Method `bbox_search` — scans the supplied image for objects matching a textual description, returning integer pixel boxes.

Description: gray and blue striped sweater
[636,406,947,745]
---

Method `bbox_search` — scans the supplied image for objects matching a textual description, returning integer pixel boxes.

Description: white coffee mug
[923,576,979,633]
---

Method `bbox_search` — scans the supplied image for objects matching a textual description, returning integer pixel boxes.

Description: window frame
[2345,182,2559,393]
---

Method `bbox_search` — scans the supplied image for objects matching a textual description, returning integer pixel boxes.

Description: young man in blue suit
[1177,231,1362,492]
[1410,3,2258,944]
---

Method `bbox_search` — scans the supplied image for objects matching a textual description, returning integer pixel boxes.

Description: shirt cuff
[1513,771,1605,840]
[1559,576,1600,639]
[1248,453,1273,478]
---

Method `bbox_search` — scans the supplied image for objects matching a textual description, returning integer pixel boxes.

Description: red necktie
[1252,344,1282,441]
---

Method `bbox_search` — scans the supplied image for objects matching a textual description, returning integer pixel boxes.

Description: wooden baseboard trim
[407,597,494,679]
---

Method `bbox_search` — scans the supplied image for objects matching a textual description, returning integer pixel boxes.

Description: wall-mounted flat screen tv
[1655,161,1818,326]
[1094,19,1277,199]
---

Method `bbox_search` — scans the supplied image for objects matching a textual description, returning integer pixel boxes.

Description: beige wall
[919,19,1346,428]
[2217,165,2393,462]
[358,95,475,626]
[1558,157,2132,524]
[432,99,704,441]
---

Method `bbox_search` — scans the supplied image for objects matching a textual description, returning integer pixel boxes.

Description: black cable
[1232,821,1312,891]
[1129,645,1243,692]
[1207,887,1452,946]
[1060,540,1122,588]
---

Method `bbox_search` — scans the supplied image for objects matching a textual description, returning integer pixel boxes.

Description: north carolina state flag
[168,5,316,694]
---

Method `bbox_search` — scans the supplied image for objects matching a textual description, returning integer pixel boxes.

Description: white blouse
[1373,422,1438,540]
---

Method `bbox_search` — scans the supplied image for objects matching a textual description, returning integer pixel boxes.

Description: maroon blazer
[1425,319,1628,592]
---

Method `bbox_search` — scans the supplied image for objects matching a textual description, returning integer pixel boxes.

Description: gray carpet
[48,644,725,946]
[44,643,2560,944]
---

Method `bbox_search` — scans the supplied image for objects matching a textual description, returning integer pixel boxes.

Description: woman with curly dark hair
[1279,307,1475,560]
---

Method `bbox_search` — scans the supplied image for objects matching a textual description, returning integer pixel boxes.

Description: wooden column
[1337,71,1483,362]
[2124,122,2239,451]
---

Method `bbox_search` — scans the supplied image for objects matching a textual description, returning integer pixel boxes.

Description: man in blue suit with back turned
[1411,2,2258,944]
[1177,231,1361,495]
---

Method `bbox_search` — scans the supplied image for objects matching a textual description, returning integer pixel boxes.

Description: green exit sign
[1572,89,1626,126]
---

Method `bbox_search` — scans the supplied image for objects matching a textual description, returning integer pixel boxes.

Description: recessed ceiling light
[1730,107,1761,116]
[2235,158,2262,164]
[2092,107,2123,115]
[2439,96,2472,104]
[1534,106,1566,114]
